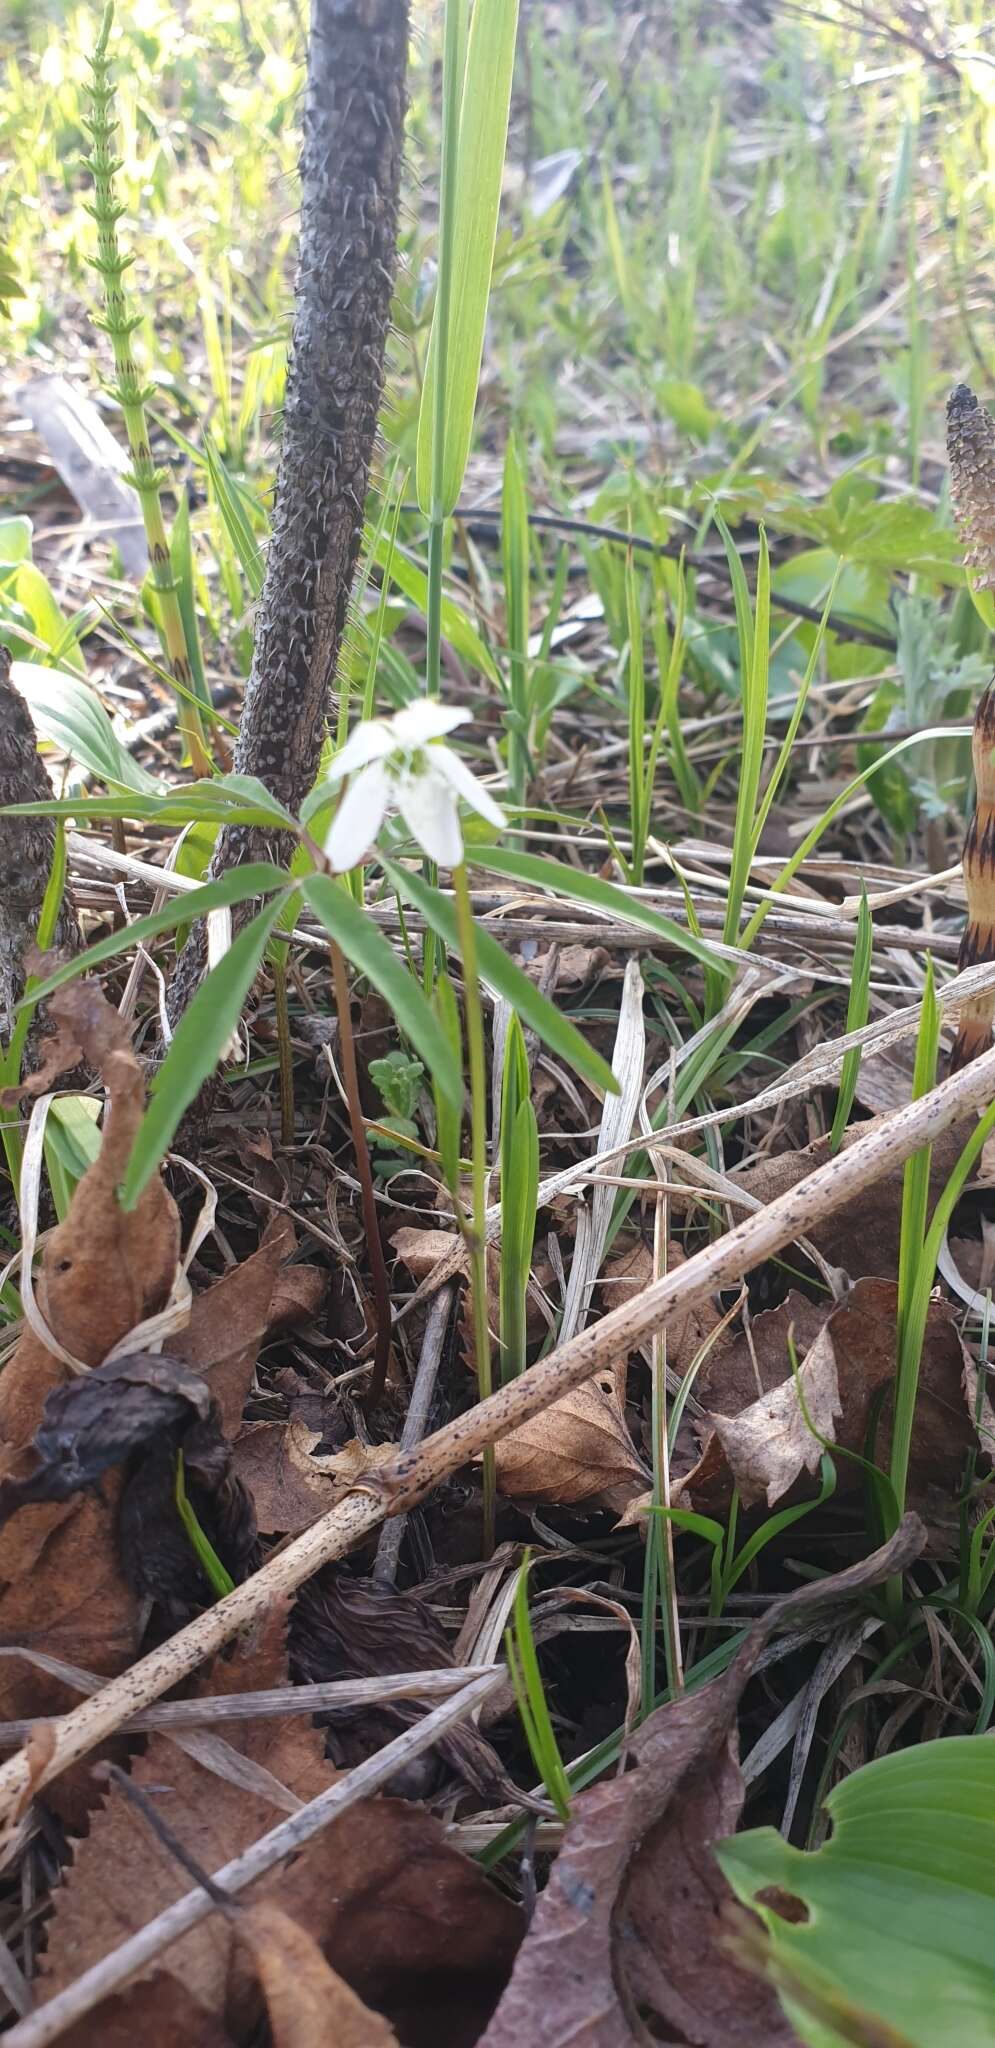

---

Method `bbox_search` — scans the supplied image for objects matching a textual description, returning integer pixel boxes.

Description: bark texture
[167,0,409,1026]
[0,646,82,1038]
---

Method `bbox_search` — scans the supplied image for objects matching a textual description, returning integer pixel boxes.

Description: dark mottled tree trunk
[167,0,409,1026]
[0,647,82,1040]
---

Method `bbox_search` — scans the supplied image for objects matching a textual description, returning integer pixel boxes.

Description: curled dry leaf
[680,1278,992,1534]
[234,1902,399,2048]
[493,1359,649,1514]
[232,1423,397,1538]
[292,1570,527,1808]
[480,1520,925,2048]
[0,1351,211,1523]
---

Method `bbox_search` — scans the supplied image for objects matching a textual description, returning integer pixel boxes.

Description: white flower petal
[396,764,464,866]
[206,906,232,972]
[326,719,394,784]
[430,743,505,829]
[392,698,470,747]
[324,758,390,869]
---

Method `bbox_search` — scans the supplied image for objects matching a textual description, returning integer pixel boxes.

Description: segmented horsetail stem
[83,4,211,776]
[947,384,995,1070]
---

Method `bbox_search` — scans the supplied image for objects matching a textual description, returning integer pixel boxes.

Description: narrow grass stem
[452,858,495,1554]
[270,949,295,1149]
[329,940,392,1409]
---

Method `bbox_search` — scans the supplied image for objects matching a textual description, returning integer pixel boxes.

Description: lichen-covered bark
[0,646,82,1038]
[168,0,409,1026]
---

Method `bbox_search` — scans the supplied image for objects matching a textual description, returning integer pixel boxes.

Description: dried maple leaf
[493,1360,649,1514]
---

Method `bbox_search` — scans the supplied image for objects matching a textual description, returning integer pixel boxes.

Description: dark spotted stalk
[167,0,409,1030]
[84,7,211,777]
[946,385,995,1069]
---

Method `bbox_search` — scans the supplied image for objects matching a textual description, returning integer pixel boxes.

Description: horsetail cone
[947,384,995,1070]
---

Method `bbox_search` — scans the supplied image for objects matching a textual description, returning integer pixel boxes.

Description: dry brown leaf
[681,1277,991,1536]
[480,1523,923,2048]
[599,1240,722,1374]
[734,1120,973,1282]
[177,1218,321,1440]
[493,1360,649,1513]
[232,1424,395,1538]
[710,1320,842,1509]
[55,1974,234,2048]
[39,1598,336,2025]
[235,1902,399,2048]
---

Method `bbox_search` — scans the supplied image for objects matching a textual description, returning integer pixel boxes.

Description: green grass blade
[416,0,521,516]
[469,844,724,978]
[829,886,873,1155]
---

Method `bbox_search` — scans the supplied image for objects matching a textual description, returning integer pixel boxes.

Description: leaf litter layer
[4,0,995,2044]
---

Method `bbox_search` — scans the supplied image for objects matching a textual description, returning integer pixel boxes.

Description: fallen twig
[1,1043,994,1824]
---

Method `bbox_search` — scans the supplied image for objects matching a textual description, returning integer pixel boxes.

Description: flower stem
[452,859,495,1554]
[329,939,393,1409]
[85,5,211,778]
[270,948,295,1148]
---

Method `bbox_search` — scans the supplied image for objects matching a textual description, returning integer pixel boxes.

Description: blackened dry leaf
[120,1416,258,1620]
[292,1571,532,1809]
[480,1520,926,2048]
[0,1353,210,1524]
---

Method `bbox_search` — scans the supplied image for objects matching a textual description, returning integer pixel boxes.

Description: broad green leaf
[9,563,83,671]
[381,857,619,1098]
[717,1736,995,2048]
[301,872,463,1112]
[468,844,723,978]
[416,0,521,515]
[0,516,32,565]
[122,893,294,1208]
[370,529,499,684]
[12,660,162,796]
[22,864,291,1010]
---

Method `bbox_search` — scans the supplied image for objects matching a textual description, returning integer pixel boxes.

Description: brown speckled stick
[166,0,410,1029]
[0,647,81,1040]
[946,384,995,1070]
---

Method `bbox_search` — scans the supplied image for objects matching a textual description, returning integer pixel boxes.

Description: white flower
[323,698,505,871]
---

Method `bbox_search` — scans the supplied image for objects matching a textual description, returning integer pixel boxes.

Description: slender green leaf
[22,864,290,1011]
[123,894,293,1208]
[468,843,723,977]
[382,856,619,1097]
[12,660,162,796]
[416,0,521,515]
[301,872,463,1112]
[829,885,873,1154]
